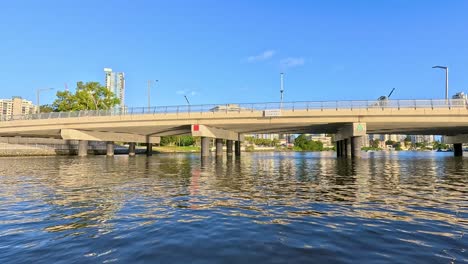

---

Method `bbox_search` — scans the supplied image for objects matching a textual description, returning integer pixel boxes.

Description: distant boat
[436,148,452,152]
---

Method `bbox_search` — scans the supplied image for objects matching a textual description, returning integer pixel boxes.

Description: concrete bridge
[1,99,468,157]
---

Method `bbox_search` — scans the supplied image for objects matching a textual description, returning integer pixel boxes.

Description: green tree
[394,142,402,151]
[404,136,412,148]
[52,81,120,111]
[294,134,323,151]
[294,134,309,150]
[39,104,54,113]
[370,139,381,148]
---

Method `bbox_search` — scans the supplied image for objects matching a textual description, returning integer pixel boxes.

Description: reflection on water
[0,152,466,263]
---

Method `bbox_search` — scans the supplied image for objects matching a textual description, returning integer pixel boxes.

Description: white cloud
[280,57,305,68]
[176,89,198,96]
[247,50,276,63]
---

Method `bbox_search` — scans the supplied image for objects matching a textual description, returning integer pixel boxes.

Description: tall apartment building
[104,68,125,110]
[0,96,37,120]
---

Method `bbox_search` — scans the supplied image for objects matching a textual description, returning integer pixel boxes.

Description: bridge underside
[0,108,468,158]
[3,122,468,139]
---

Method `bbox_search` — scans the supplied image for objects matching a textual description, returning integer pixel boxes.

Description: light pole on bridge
[36,88,54,114]
[432,65,449,100]
[147,80,158,111]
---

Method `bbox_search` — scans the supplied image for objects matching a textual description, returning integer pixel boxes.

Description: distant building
[0,96,37,120]
[411,135,435,143]
[305,134,333,148]
[104,68,125,110]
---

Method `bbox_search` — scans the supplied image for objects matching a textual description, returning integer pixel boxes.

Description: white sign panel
[263,109,282,117]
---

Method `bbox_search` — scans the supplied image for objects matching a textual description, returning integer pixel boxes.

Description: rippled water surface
[0,152,466,263]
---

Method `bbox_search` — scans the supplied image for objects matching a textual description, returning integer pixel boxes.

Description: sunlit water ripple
[0,152,466,263]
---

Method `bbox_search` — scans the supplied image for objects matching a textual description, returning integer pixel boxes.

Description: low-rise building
[0,96,37,120]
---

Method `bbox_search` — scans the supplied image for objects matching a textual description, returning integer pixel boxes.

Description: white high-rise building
[104,68,125,110]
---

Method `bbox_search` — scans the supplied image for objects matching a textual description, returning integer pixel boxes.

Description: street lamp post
[280,72,284,109]
[432,66,449,100]
[148,80,158,111]
[36,88,54,114]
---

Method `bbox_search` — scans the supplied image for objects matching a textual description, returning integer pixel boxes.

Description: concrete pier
[146,143,153,156]
[346,139,352,157]
[226,140,233,156]
[201,137,210,157]
[128,142,136,156]
[454,143,463,157]
[235,141,241,157]
[215,139,223,156]
[351,136,362,158]
[78,140,88,157]
[336,140,342,157]
[106,141,114,156]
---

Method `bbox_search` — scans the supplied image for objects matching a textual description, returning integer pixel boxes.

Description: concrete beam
[61,129,160,144]
[191,125,243,142]
[443,134,468,144]
[335,123,367,141]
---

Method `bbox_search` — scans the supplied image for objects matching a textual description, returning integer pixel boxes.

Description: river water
[0,152,466,263]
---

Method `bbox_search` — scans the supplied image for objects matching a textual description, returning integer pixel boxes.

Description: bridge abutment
[128,143,136,156]
[78,140,88,157]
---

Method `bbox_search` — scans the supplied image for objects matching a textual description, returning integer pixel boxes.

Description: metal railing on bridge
[1,99,467,122]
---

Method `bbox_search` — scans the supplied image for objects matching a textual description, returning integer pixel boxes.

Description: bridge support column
[201,137,210,157]
[336,141,341,157]
[346,139,352,157]
[351,136,362,158]
[235,141,241,157]
[128,143,136,156]
[78,140,88,157]
[226,140,233,156]
[106,141,114,156]
[215,138,223,157]
[146,143,153,156]
[454,143,463,157]
[340,140,345,157]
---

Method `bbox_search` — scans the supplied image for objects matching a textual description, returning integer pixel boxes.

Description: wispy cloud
[247,50,276,63]
[280,57,305,69]
[176,90,198,96]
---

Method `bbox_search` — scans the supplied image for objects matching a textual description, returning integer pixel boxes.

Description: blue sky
[1,0,467,106]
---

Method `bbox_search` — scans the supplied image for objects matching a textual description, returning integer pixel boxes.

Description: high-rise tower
[104,68,125,110]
